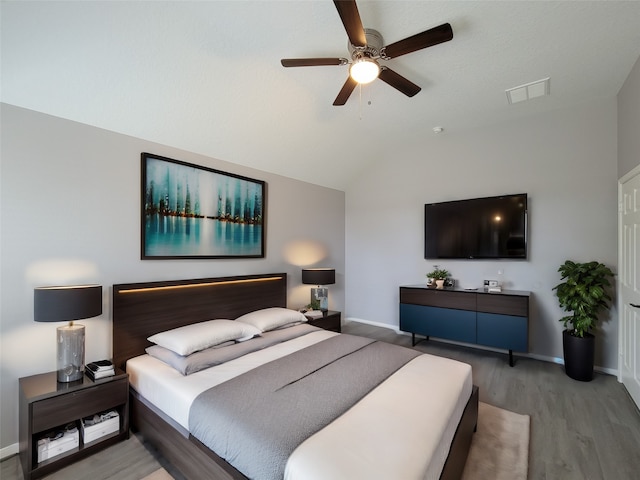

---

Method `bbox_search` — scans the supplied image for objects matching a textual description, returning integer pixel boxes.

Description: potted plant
[553,260,615,381]
[426,265,451,289]
[306,299,321,311]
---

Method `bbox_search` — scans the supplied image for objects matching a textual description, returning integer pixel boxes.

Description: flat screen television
[425,193,528,259]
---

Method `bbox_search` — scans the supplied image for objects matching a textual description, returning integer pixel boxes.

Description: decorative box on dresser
[305,310,341,332]
[19,370,129,480]
[399,285,530,366]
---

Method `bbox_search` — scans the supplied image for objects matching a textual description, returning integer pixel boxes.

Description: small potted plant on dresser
[426,266,451,289]
[553,260,615,381]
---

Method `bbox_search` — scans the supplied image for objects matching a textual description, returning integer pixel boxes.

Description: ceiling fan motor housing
[348,28,384,60]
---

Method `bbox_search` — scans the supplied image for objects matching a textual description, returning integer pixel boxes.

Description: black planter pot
[562,330,595,381]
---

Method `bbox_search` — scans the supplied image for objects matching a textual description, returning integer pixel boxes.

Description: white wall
[345,97,619,370]
[0,103,345,452]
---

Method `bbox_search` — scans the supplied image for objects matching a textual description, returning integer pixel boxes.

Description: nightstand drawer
[32,379,127,433]
[309,316,340,332]
[306,311,341,332]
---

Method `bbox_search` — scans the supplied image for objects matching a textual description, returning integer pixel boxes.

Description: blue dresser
[399,285,530,366]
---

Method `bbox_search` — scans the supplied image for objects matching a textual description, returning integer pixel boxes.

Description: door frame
[617,163,640,409]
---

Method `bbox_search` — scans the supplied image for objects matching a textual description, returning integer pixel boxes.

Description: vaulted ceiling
[2,1,640,190]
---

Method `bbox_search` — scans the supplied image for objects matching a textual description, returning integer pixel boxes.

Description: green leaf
[553,260,615,336]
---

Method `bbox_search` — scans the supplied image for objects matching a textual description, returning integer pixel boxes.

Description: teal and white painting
[142,154,265,258]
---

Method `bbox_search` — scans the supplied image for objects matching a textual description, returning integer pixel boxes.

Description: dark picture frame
[141,153,265,259]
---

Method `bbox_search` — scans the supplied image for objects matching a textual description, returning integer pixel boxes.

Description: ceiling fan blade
[333,76,358,106]
[281,58,347,67]
[378,68,421,97]
[333,0,366,48]
[383,23,453,59]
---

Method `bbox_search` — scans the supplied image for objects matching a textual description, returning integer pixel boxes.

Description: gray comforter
[189,334,421,480]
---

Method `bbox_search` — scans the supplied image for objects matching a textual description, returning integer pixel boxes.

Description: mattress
[127,330,472,480]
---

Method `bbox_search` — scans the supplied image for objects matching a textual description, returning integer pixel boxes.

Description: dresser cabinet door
[400,304,476,343]
[477,312,527,352]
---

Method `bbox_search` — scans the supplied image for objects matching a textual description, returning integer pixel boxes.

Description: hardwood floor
[3,320,639,480]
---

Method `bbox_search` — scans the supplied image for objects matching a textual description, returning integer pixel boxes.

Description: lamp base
[311,287,329,312]
[56,324,85,382]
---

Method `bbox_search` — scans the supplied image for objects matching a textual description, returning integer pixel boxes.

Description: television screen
[425,193,528,259]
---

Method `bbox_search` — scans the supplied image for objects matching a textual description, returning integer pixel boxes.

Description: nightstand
[306,310,341,333]
[19,370,129,480]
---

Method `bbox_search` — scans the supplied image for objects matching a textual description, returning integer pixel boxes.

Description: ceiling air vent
[506,77,550,104]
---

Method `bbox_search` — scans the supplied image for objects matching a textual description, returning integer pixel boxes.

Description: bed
[113,273,478,480]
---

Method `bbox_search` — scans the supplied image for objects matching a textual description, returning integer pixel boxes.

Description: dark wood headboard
[112,273,287,370]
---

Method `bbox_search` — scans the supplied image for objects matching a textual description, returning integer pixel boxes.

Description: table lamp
[302,268,335,311]
[34,285,102,382]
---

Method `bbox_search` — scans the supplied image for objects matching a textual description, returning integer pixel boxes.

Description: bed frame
[112,272,478,480]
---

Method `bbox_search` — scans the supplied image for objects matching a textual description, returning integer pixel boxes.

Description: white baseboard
[345,316,404,333]
[344,317,619,376]
[1,442,18,460]
[594,365,618,376]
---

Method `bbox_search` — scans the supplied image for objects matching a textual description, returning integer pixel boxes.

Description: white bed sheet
[127,331,472,480]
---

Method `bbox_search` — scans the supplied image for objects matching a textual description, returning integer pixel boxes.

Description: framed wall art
[141,153,265,259]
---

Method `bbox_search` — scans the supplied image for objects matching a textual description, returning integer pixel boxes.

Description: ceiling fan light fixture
[350,58,380,84]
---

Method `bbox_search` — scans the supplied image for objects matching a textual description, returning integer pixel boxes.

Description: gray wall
[345,96,619,370]
[618,55,640,179]
[0,104,346,452]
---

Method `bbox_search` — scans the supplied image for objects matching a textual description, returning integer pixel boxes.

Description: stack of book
[85,360,115,381]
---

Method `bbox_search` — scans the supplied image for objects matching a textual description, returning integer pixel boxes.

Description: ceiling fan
[281,0,453,106]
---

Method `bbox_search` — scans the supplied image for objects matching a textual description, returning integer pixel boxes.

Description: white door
[619,165,640,409]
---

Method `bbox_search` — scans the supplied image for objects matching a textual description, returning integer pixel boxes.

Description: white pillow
[235,307,307,333]
[147,319,261,356]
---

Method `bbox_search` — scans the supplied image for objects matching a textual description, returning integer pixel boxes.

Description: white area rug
[141,468,173,480]
[462,402,530,480]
